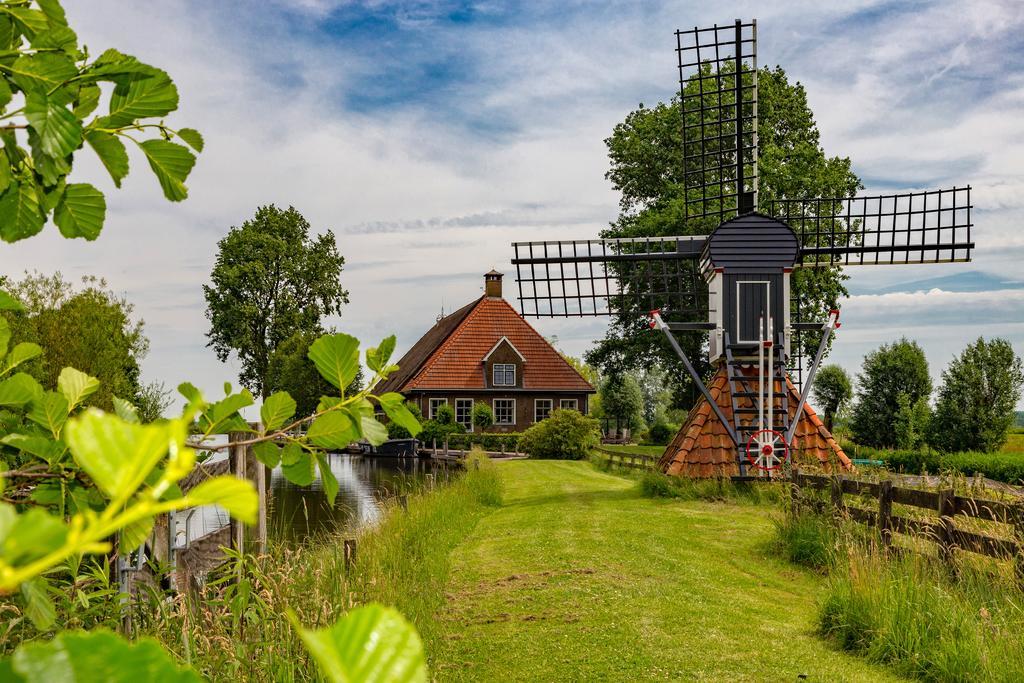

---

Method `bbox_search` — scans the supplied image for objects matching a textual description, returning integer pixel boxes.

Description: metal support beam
[785,309,840,444]
[651,311,739,446]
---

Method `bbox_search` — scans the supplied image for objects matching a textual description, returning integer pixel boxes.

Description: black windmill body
[511,19,973,477]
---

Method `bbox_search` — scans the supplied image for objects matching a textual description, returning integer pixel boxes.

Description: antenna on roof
[436,298,445,323]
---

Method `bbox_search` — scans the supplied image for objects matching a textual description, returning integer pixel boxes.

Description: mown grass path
[432,460,902,682]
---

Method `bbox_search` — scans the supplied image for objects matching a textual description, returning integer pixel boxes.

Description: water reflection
[269,453,442,543]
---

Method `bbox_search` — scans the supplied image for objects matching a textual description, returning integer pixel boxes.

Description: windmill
[510,19,973,478]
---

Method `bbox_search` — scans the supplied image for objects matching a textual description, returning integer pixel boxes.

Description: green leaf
[83,49,161,82]
[176,127,203,152]
[20,578,55,631]
[316,453,339,506]
[7,53,76,94]
[73,83,100,118]
[1,507,67,566]
[177,382,202,404]
[138,139,194,202]
[0,317,9,358]
[0,433,66,464]
[121,516,153,554]
[0,290,23,311]
[25,92,81,160]
[280,441,303,466]
[307,411,358,450]
[112,396,139,423]
[361,415,388,446]
[0,77,11,110]
[366,335,397,373]
[0,182,45,243]
[186,476,256,524]
[252,440,280,468]
[27,391,69,436]
[308,334,360,390]
[101,68,178,127]
[63,410,175,500]
[261,392,296,432]
[84,130,128,188]
[53,183,105,239]
[281,448,315,486]
[29,25,77,53]
[2,342,42,375]
[37,0,69,27]
[0,373,43,407]
[57,367,100,410]
[198,390,254,434]
[5,8,49,37]
[10,629,202,682]
[293,604,427,683]
[378,393,421,437]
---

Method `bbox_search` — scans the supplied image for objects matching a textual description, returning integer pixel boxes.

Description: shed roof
[704,212,800,270]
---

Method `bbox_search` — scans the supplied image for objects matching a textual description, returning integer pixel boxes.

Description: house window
[493,363,516,386]
[428,398,448,420]
[494,399,515,425]
[559,399,578,411]
[455,399,474,431]
[535,399,553,423]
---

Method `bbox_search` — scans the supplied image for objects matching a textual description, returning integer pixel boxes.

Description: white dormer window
[493,363,516,386]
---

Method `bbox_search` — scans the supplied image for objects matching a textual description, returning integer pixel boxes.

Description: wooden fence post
[937,489,956,567]
[228,431,246,560]
[878,480,893,549]
[830,475,844,515]
[1012,501,1024,585]
[443,438,449,457]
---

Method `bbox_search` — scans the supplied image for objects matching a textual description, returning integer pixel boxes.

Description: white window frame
[428,398,448,420]
[455,398,474,432]
[493,398,516,425]
[534,398,553,423]
[736,280,770,344]
[493,363,516,387]
[559,399,578,411]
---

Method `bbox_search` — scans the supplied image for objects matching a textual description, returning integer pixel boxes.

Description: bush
[637,470,783,505]
[646,422,675,445]
[770,512,836,570]
[418,418,465,446]
[518,409,600,459]
[446,432,521,453]
[434,403,456,425]
[471,403,494,430]
[848,444,1024,484]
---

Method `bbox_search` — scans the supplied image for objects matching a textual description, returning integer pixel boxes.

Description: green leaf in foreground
[8,629,201,682]
[252,440,280,468]
[3,342,43,375]
[138,139,195,202]
[0,290,24,312]
[176,127,204,152]
[0,373,44,408]
[261,391,296,432]
[281,444,314,486]
[186,475,257,524]
[378,393,421,437]
[54,183,106,240]
[308,333,360,390]
[57,367,100,410]
[0,181,46,242]
[292,604,427,683]
[20,578,56,632]
[85,130,129,188]
[307,411,358,450]
[316,453,339,505]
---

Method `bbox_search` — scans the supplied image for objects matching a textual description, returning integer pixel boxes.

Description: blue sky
[4,0,1024,408]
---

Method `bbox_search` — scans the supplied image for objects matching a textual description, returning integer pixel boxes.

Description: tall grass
[137,450,502,681]
[637,469,784,505]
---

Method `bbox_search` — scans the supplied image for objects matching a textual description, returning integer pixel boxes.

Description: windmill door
[736,280,770,344]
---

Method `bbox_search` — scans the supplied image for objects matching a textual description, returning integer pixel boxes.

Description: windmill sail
[677,20,758,226]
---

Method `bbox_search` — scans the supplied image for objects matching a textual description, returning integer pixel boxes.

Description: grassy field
[597,443,666,457]
[431,460,901,682]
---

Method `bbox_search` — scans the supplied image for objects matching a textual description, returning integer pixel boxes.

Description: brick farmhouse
[375,271,595,432]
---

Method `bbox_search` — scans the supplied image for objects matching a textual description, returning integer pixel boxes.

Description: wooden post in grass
[228,431,247,561]
[1012,501,1024,585]
[878,480,893,550]
[344,539,356,571]
[937,489,956,567]
[830,475,844,515]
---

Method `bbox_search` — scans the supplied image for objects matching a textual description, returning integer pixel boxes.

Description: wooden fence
[791,469,1024,576]
[594,447,660,470]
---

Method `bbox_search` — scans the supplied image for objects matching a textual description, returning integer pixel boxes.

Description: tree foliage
[588,67,860,403]
[518,408,600,460]
[849,339,931,448]
[204,205,349,397]
[0,0,201,242]
[471,402,494,430]
[929,337,1024,453]
[598,373,645,430]
[266,329,362,417]
[0,272,150,411]
[812,364,853,431]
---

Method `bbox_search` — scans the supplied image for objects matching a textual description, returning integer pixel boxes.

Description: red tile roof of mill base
[659,366,853,478]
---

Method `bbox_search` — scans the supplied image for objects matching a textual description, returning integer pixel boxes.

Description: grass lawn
[597,443,666,457]
[431,460,902,682]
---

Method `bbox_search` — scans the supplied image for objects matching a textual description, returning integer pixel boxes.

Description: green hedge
[846,444,1024,484]
[434,432,523,452]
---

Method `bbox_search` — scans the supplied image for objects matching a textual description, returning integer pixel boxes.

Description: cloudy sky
[4,0,1024,408]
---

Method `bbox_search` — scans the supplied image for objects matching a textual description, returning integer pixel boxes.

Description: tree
[1,272,149,410]
[812,364,853,431]
[894,393,931,450]
[599,373,645,431]
[472,402,494,430]
[0,0,201,243]
[587,66,860,404]
[265,329,362,417]
[929,337,1024,453]
[634,366,673,425]
[204,205,349,397]
[849,339,931,448]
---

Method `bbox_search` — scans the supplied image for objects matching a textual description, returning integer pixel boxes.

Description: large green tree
[0,271,154,410]
[598,373,645,431]
[929,337,1024,453]
[812,364,853,431]
[587,67,861,405]
[204,205,349,398]
[850,338,932,448]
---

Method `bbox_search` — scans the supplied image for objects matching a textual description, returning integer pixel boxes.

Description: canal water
[174,452,444,548]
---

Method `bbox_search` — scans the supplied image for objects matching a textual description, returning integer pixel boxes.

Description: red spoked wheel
[746,429,790,471]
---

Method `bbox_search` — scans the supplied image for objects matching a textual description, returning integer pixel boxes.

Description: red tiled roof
[383,297,594,392]
[659,366,852,478]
